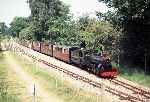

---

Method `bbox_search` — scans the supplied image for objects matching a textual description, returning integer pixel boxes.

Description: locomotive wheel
[96,65,104,75]
[94,64,99,75]
[100,66,104,72]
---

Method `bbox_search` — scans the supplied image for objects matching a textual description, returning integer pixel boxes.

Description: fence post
[33,84,36,102]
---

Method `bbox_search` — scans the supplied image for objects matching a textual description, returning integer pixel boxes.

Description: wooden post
[33,84,36,102]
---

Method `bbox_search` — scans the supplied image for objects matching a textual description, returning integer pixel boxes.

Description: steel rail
[12,44,148,102]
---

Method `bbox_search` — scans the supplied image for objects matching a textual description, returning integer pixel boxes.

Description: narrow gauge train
[19,40,118,78]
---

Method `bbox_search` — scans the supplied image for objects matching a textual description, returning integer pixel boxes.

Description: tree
[28,0,70,41]
[96,10,122,30]
[9,17,29,37]
[98,0,150,70]
[75,16,120,61]
[19,23,36,41]
[47,17,80,45]
[0,22,8,35]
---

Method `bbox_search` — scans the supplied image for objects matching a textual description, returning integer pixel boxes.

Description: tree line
[98,0,150,73]
[1,0,150,73]
[8,0,119,52]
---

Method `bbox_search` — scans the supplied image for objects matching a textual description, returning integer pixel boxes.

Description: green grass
[10,52,110,102]
[112,62,150,88]
[0,52,19,102]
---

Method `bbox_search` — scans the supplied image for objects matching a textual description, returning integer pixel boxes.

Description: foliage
[0,22,8,35]
[98,0,150,70]
[77,16,119,55]
[9,0,121,64]
[78,16,90,31]
[0,53,19,102]
[9,17,29,37]
[47,17,80,45]
[19,20,45,41]
[28,0,70,41]
[19,26,33,40]
[29,0,69,20]
[96,10,122,30]
[98,0,150,19]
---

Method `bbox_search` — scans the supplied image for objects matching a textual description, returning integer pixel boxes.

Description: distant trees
[9,0,119,53]
[9,0,72,43]
[0,22,8,35]
[19,24,35,40]
[6,0,150,73]
[9,17,29,37]
[8,0,120,64]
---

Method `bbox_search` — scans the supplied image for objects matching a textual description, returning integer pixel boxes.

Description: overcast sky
[0,0,108,26]
[0,0,30,26]
[62,0,108,17]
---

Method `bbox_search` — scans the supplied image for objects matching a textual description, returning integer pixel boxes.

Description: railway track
[112,79,150,98]
[11,43,150,102]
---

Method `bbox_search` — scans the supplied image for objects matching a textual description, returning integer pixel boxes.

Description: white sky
[0,0,30,26]
[62,0,108,18]
[0,0,108,26]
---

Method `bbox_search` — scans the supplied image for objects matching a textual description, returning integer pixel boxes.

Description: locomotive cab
[70,48,118,78]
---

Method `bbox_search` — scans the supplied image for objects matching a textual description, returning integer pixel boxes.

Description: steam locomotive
[19,40,118,78]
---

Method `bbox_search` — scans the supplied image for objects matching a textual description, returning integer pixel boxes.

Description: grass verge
[0,51,20,102]
[112,62,150,88]
[10,52,110,102]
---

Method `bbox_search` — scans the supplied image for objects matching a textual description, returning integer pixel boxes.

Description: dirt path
[4,52,62,102]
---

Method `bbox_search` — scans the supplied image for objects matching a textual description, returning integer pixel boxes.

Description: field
[9,52,110,102]
[0,49,111,102]
[0,52,19,102]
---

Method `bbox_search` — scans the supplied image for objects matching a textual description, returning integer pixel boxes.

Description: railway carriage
[53,45,70,62]
[19,40,31,48]
[40,42,53,56]
[20,40,118,78]
[32,41,41,52]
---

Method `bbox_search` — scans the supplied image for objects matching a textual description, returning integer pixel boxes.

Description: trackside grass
[0,52,20,102]
[112,63,150,88]
[10,52,111,102]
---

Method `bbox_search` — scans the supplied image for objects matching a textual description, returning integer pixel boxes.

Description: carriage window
[63,49,68,53]
[71,50,79,57]
[79,50,83,57]
[38,43,40,47]
[63,49,65,52]
[58,47,62,52]
[55,47,59,51]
